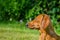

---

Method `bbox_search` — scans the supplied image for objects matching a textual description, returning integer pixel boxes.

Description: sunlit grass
[0,22,39,40]
[0,28,39,40]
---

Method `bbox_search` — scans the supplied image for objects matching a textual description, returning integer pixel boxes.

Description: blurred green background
[0,0,60,40]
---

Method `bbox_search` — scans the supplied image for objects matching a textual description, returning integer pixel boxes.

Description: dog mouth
[28,26,40,30]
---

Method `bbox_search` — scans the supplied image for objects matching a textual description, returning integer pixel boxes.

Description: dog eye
[37,25,39,26]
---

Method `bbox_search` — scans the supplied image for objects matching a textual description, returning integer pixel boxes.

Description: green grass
[0,22,39,40]
[0,22,60,40]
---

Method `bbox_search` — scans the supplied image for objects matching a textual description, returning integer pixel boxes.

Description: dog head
[26,14,50,30]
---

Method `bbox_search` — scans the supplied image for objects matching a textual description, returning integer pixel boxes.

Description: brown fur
[27,14,60,40]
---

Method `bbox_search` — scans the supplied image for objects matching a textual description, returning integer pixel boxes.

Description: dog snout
[26,24,28,27]
[26,23,28,27]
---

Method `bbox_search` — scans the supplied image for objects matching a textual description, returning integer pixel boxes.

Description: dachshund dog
[26,14,60,40]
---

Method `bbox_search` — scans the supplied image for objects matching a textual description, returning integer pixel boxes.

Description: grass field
[0,22,39,40]
[0,22,60,40]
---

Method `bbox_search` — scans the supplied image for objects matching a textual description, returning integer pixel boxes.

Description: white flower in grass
[10,18,12,21]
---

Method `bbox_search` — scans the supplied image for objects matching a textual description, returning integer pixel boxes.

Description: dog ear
[41,15,50,29]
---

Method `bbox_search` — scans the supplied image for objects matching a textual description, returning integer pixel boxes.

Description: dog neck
[39,22,59,37]
[46,23,59,38]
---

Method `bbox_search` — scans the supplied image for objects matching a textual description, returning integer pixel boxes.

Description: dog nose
[26,24,28,27]
[26,23,28,27]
